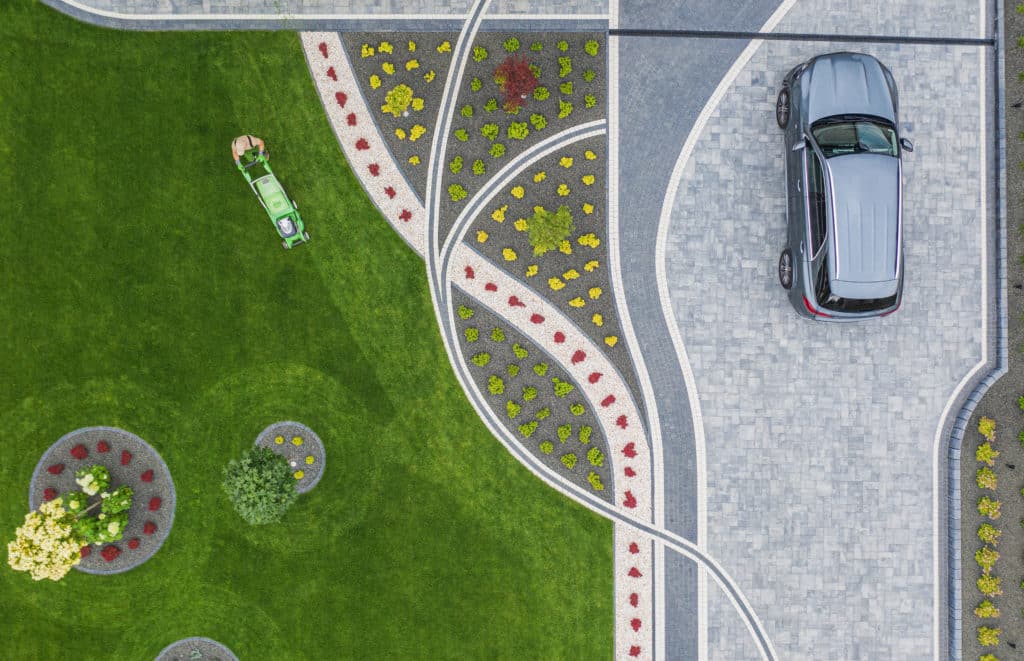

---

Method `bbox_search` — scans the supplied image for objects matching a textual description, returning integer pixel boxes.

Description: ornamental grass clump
[493,55,539,112]
[974,600,1001,618]
[222,447,299,526]
[978,626,1001,647]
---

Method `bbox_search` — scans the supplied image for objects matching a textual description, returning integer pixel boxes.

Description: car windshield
[811,116,898,158]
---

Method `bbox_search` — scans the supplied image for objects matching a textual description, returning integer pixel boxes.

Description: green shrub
[978,523,1002,546]
[481,123,499,141]
[1019,428,1024,446]
[587,447,604,467]
[979,497,1002,519]
[519,420,538,438]
[536,407,551,420]
[559,81,573,95]
[508,122,529,140]
[472,159,486,175]
[558,56,572,77]
[979,416,996,441]
[978,574,1003,596]
[557,424,572,442]
[454,128,469,142]
[529,64,541,79]
[976,467,997,490]
[583,69,596,82]
[558,100,573,119]
[507,400,521,418]
[503,37,520,52]
[465,327,479,342]
[587,471,604,491]
[450,156,464,174]
[222,447,299,525]
[1018,395,1024,410]
[976,546,1000,574]
[507,364,520,377]
[978,626,1001,647]
[488,375,505,395]
[471,77,482,91]
[533,86,550,101]
[561,453,577,470]
[977,442,998,466]
[448,184,468,202]
[584,40,599,56]
[974,600,1001,618]
[552,377,575,397]
[539,440,553,454]
[491,327,505,342]
[533,362,549,376]
[512,343,528,359]
[489,143,506,158]
[530,41,543,51]
[585,94,597,109]
[471,352,490,367]
[530,113,547,130]
[100,485,133,515]
[62,490,88,514]
[484,98,499,112]
[579,426,592,443]
[528,204,575,255]
[472,45,488,62]
[523,386,537,401]
[458,305,474,319]
[570,403,585,416]
[556,40,569,52]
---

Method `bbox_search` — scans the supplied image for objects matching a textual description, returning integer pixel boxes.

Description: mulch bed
[254,421,325,494]
[155,637,238,661]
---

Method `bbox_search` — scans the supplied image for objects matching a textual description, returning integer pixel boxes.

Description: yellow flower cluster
[525,265,538,277]
[592,313,603,327]
[559,156,573,168]
[510,186,525,199]
[409,125,427,141]
[424,70,436,83]
[584,150,598,160]
[562,269,579,280]
[584,260,599,272]
[382,62,395,75]
[557,184,570,196]
[581,175,595,186]
[578,233,600,248]
[491,205,508,222]
[533,171,546,183]
[558,240,572,255]
[605,336,619,347]
[408,41,417,53]
[6,500,83,581]
[274,435,284,444]
[406,59,420,71]
[503,248,517,261]
[589,287,602,299]
[569,297,585,308]
[378,41,394,54]
[582,203,594,215]
[477,230,489,243]
[549,277,565,291]
[408,156,420,165]
[361,44,375,58]
[370,75,381,90]
[292,436,304,446]
[514,218,529,232]
[437,41,452,53]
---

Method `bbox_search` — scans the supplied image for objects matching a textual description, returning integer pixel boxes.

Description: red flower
[141,469,154,483]
[70,444,88,460]
[368,163,380,176]
[624,466,636,477]
[464,266,475,279]
[335,91,347,107]
[485,282,498,292]
[571,350,586,364]
[80,546,91,558]
[623,491,637,508]
[355,138,369,150]
[616,415,629,429]
[143,521,157,535]
[326,66,337,80]
[399,209,412,222]
[384,186,396,199]
[622,442,637,458]
[628,567,642,578]
[601,395,616,407]
[43,488,58,501]
[628,542,640,554]
[530,313,544,324]
[508,296,525,308]
[127,538,140,550]
[630,618,642,632]
[346,112,357,126]
[318,42,328,58]
[553,331,565,343]
[100,545,120,562]
[97,440,110,453]
[629,646,641,657]
[148,497,162,511]
[120,450,132,465]
[629,593,639,607]
[47,464,64,475]
[588,372,602,384]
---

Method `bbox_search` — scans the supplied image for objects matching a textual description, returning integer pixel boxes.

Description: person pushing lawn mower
[233,134,310,249]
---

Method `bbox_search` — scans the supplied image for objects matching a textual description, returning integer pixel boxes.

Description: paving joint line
[608,28,995,47]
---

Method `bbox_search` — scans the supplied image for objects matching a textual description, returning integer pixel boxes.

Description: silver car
[775,52,913,320]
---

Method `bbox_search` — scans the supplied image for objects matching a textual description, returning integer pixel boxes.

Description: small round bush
[222,447,299,525]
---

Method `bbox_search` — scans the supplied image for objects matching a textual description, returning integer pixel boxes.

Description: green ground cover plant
[0,3,611,657]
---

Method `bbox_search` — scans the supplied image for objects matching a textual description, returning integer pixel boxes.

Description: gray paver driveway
[664,35,992,659]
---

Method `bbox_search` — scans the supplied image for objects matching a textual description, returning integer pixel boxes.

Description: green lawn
[0,2,612,658]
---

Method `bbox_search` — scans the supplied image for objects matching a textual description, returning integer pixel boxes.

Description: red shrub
[493,55,538,111]
[141,469,154,483]
[143,521,157,535]
[97,440,110,453]
[120,450,132,465]
[47,464,64,475]
[80,546,91,558]
[43,488,58,501]
[70,444,88,460]
[148,497,162,511]
[127,538,140,550]
[100,545,120,562]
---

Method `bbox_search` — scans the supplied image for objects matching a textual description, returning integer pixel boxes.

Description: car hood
[804,53,896,124]
[826,152,901,290]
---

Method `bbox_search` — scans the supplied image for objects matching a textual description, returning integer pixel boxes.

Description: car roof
[825,152,901,289]
[804,52,896,125]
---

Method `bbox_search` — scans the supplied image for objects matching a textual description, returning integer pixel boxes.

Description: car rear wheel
[776,88,790,129]
[778,249,793,289]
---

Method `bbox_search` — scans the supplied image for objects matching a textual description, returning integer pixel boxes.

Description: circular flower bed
[254,421,325,494]
[28,426,176,574]
[155,637,238,661]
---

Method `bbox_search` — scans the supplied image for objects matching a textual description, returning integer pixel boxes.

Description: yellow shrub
[395,128,407,140]
[511,186,525,199]
[408,40,417,52]
[557,184,570,196]
[605,336,618,347]
[424,70,436,82]
[584,260,599,272]
[558,240,572,255]
[582,203,594,215]
[409,125,427,141]
[592,313,603,327]
[408,155,420,165]
[405,59,420,71]
[514,218,529,232]
[581,174,595,185]
[569,297,585,308]
[503,248,517,261]
[584,149,597,160]
[382,62,395,75]
[578,233,600,248]
[361,44,375,58]
[491,205,508,222]
[549,277,565,291]
[525,265,538,277]
[589,287,602,299]
[559,156,573,168]
[437,40,452,53]
[563,269,579,280]
[411,98,425,111]
[369,75,381,89]
[533,171,546,183]
[477,230,489,243]
[294,470,305,480]
[379,41,393,54]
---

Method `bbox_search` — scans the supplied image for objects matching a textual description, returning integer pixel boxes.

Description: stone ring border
[154,636,238,661]
[254,421,325,494]
[28,426,177,575]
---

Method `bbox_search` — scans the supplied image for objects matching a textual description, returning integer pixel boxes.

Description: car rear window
[814,258,897,313]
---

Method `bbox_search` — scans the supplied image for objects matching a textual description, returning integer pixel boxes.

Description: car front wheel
[778,249,793,289]
[776,88,790,129]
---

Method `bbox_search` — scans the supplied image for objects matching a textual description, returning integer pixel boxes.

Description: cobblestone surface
[666,38,989,660]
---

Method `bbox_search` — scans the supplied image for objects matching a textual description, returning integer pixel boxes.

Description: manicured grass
[0,2,612,658]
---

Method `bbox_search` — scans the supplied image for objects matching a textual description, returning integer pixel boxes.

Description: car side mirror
[900,137,914,153]
[792,141,806,151]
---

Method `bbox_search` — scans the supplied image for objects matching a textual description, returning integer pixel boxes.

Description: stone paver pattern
[665,37,987,660]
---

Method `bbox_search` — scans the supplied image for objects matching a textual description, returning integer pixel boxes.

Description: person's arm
[232,143,242,165]
[255,137,266,156]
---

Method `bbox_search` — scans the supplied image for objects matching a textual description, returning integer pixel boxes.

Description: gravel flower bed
[453,288,613,501]
[463,134,643,413]
[254,421,325,494]
[28,426,176,574]
[342,32,455,201]
[155,637,238,661]
[440,32,606,242]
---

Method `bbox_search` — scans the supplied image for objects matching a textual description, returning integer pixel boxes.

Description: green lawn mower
[237,150,309,249]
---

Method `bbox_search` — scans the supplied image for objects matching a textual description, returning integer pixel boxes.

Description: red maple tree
[493,55,538,111]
